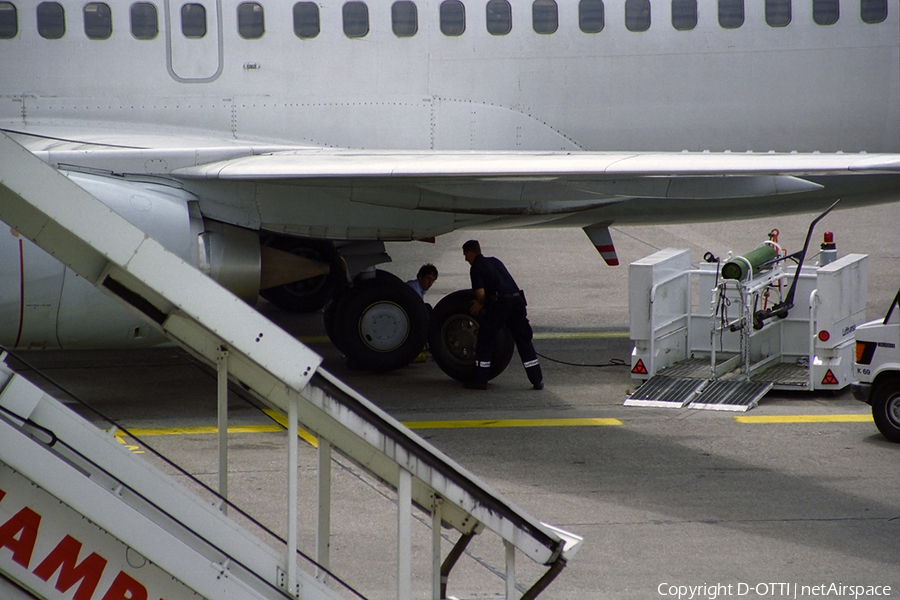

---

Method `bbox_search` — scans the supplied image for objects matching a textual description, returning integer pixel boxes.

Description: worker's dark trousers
[473,296,542,387]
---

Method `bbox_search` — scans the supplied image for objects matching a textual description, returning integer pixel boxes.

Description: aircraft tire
[260,238,343,313]
[334,278,428,372]
[324,269,407,355]
[322,294,347,355]
[354,269,405,286]
[872,378,900,443]
[428,290,514,383]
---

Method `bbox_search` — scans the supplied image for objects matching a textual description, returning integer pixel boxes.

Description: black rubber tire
[334,278,429,372]
[324,270,403,355]
[259,238,343,313]
[427,290,515,383]
[354,269,404,286]
[872,378,900,443]
[322,293,346,354]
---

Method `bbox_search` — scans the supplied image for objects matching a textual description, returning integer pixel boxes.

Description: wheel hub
[888,394,900,425]
[442,314,479,365]
[358,301,409,352]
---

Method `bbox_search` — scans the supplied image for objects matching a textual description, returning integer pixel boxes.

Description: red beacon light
[819,232,838,266]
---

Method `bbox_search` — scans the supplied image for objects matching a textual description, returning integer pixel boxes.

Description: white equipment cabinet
[627,247,868,411]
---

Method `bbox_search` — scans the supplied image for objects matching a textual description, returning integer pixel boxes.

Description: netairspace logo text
[657,582,893,600]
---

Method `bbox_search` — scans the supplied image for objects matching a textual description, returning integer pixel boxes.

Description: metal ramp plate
[625,376,707,408]
[688,380,774,412]
[651,357,715,379]
[751,362,810,388]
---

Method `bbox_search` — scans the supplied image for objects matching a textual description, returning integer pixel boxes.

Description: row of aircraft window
[0,0,889,41]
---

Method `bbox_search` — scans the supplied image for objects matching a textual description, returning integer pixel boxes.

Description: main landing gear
[326,283,515,378]
[260,236,517,377]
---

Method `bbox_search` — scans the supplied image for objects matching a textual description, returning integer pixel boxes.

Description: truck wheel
[872,379,900,443]
[428,290,514,383]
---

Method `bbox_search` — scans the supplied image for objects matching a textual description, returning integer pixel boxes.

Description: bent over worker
[462,239,543,390]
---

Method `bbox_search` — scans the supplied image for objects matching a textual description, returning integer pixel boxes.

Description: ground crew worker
[407,264,438,363]
[462,239,543,390]
[406,263,438,300]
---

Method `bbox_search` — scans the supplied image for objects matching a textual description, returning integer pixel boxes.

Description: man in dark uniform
[462,239,543,390]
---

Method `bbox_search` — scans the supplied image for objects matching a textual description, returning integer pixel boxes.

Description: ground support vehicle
[626,243,868,412]
[852,288,900,442]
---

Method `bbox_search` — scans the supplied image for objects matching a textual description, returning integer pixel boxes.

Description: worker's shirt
[470,255,520,297]
[406,278,425,299]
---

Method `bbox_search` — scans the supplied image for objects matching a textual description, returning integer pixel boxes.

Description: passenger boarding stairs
[0,354,356,600]
[0,132,580,600]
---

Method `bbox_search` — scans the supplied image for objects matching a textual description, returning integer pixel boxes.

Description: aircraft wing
[15,125,900,181]
[172,149,900,181]
[170,149,900,215]
[14,126,900,225]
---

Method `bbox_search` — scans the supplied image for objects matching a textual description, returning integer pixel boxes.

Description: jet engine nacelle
[0,171,261,349]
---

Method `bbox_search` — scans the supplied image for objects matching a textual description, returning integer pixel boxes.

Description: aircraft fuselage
[0,0,897,153]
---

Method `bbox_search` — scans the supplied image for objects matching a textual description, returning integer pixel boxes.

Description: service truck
[852,288,900,442]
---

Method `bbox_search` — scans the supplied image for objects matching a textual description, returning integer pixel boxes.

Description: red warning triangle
[632,359,648,375]
[821,370,839,385]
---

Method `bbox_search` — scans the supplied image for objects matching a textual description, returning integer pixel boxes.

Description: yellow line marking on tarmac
[735,414,873,424]
[262,409,320,447]
[111,414,870,448]
[115,414,321,448]
[118,425,284,436]
[112,416,622,446]
[404,418,622,429]
[534,331,630,340]
[114,433,144,454]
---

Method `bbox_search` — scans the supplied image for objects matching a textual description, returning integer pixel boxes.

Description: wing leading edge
[171,149,900,181]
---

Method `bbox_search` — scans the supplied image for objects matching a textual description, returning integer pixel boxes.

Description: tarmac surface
[7,204,900,600]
